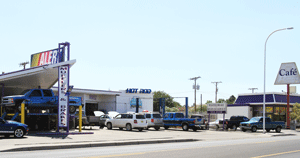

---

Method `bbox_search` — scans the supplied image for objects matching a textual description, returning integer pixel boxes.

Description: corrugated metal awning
[0,60,76,96]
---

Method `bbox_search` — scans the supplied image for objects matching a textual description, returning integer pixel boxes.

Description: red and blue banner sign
[30,48,65,67]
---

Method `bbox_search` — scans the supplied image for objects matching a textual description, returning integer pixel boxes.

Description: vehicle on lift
[106,113,147,131]
[240,117,285,133]
[1,89,82,114]
[219,116,249,131]
[0,117,29,138]
[163,112,202,131]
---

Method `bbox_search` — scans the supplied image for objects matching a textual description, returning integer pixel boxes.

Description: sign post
[207,103,227,130]
[275,62,300,129]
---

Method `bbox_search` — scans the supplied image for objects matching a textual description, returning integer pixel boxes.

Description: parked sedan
[0,118,29,138]
[209,118,228,130]
[106,113,147,131]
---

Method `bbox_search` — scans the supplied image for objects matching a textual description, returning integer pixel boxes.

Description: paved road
[1,135,300,158]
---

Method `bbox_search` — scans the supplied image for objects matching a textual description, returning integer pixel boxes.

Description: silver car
[143,112,164,130]
[106,113,147,131]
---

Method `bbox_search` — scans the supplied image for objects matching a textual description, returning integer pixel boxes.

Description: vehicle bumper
[1,103,15,107]
[147,123,164,128]
[132,124,148,129]
[240,126,252,130]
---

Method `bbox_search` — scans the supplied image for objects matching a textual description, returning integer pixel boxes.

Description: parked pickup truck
[163,112,202,131]
[190,114,207,130]
[219,115,249,130]
[1,89,82,114]
[240,117,285,133]
[77,111,105,128]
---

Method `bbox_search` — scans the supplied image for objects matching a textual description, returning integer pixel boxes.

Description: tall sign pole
[287,84,290,128]
[275,62,300,129]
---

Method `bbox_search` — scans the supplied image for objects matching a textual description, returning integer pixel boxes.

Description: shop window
[266,114,273,119]
[266,107,273,113]
[280,107,286,115]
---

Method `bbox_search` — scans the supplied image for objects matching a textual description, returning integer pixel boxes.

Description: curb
[1,139,199,152]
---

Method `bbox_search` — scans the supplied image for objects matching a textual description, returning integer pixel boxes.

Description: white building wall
[117,90,153,113]
[217,106,250,119]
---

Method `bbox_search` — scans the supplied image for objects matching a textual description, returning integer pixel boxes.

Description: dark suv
[219,116,249,131]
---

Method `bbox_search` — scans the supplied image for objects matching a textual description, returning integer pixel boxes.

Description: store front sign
[207,103,227,113]
[126,88,151,94]
[275,62,300,85]
[58,66,69,127]
[30,48,65,67]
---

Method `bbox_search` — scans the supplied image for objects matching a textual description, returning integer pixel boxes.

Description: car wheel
[192,127,197,131]
[241,128,247,132]
[232,125,237,131]
[216,125,219,131]
[14,128,24,138]
[107,123,112,130]
[69,106,76,114]
[182,124,189,131]
[276,126,281,133]
[126,124,132,131]
[119,128,123,130]
[251,126,257,132]
[145,127,149,130]
[138,128,143,132]
[154,127,160,131]
[164,126,169,130]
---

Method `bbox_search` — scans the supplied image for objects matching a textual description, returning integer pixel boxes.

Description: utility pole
[19,61,29,69]
[248,88,258,93]
[212,81,222,103]
[190,76,201,113]
[200,94,202,112]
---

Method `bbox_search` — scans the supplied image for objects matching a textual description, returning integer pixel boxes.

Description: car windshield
[136,115,145,119]
[249,117,260,122]
[20,89,31,95]
[153,114,162,118]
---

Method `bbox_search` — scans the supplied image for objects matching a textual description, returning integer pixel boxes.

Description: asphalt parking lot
[1,127,299,152]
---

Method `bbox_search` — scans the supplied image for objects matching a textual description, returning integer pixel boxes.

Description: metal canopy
[0,60,76,96]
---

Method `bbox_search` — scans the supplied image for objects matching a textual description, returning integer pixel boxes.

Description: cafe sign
[274,62,300,85]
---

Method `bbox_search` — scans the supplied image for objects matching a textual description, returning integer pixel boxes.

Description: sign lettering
[126,88,151,94]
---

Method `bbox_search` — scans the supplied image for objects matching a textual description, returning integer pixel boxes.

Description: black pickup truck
[219,116,249,131]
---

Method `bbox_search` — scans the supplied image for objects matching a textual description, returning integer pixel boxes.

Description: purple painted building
[218,92,300,122]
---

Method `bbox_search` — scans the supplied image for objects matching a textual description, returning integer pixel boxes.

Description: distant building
[218,92,300,122]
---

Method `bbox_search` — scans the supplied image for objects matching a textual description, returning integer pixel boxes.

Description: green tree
[217,99,225,103]
[153,91,182,111]
[226,95,236,104]
[206,100,212,104]
[196,104,207,112]
[290,103,300,122]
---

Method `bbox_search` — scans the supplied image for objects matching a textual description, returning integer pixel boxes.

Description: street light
[263,27,293,134]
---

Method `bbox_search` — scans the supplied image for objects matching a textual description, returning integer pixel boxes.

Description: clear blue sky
[0,1,299,106]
